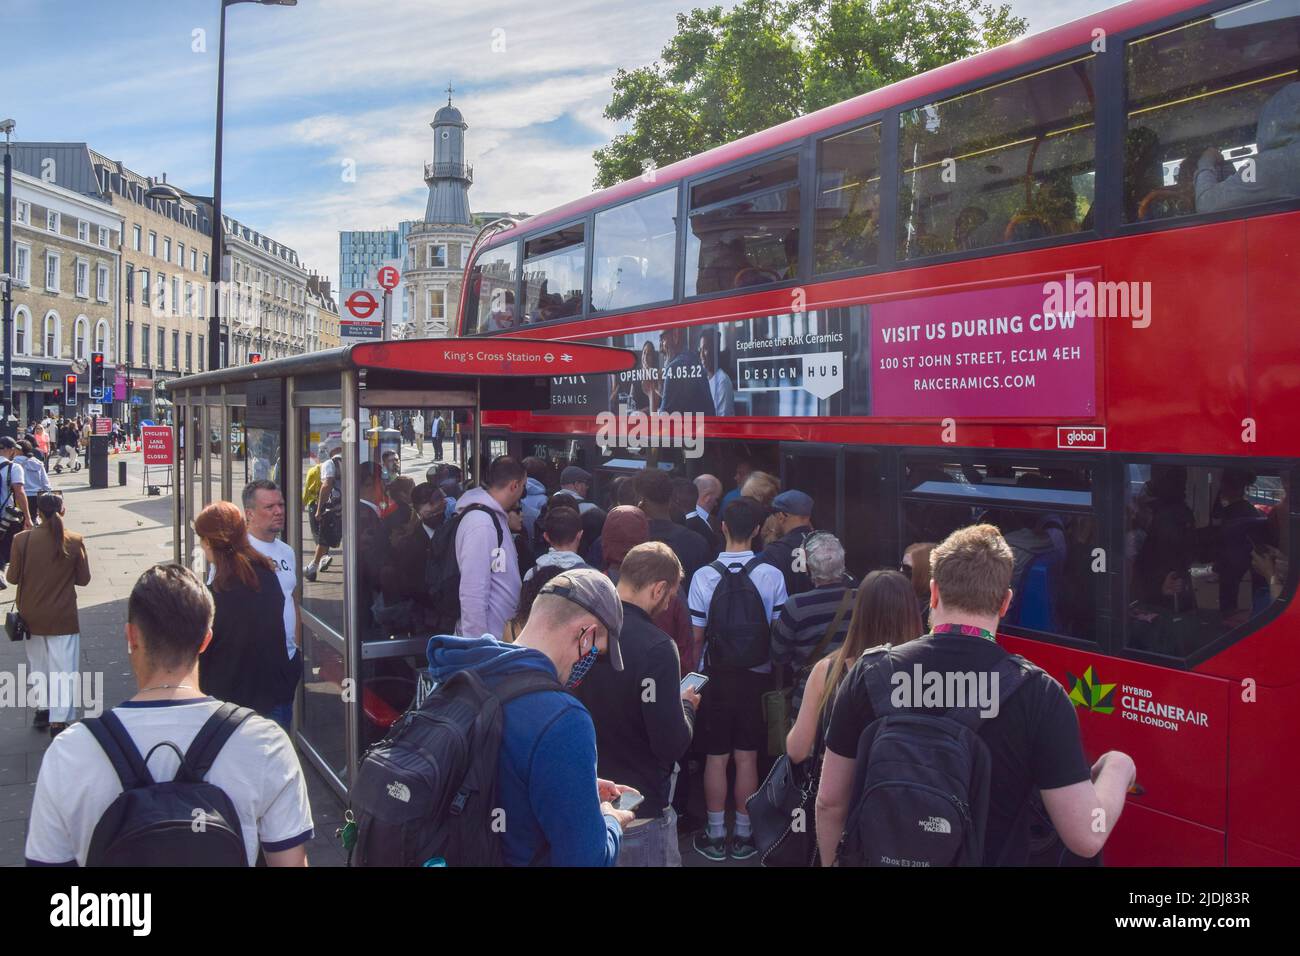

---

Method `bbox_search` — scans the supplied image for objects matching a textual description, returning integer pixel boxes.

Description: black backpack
[83,703,254,867]
[349,668,563,866]
[704,556,771,671]
[425,503,504,634]
[323,454,344,510]
[837,646,1031,867]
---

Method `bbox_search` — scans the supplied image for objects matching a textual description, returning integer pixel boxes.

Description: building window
[148,231,157,257]
[163,237,172,262]
[178,242,185,267]
[43,312,61,358]
[184,281,192,316]
[47,210,60,234]
[94,319,109,359]
[45,252,61,292]
[126,319,134,365]
[172,331,180,370]
[78,219,89,243]
[142,323,151,366]
[97,264,109,302]
[133,224,142,251]
[172,276,180,315]
[158,328,166,368]
[158,272,166,313]
[13,307,30,356]
[140,269,151,306]
[186,333,193,371]
[74,316,89,360]
[15,200,30,225]
[427,243,447,268]
[203,253,209,274]
[198,335,204,370]
[98,226,109,248]
[14,243,30,286]
[75,259,90,298]
[191,248,197,272]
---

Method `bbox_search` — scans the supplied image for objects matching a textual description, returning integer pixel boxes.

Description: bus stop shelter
[166,338,635,800]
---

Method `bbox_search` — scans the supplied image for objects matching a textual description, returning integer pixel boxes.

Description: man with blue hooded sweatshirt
[426,567,638,865]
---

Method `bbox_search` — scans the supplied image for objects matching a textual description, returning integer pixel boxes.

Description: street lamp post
[2,118,15,438]
[208,0,296,372]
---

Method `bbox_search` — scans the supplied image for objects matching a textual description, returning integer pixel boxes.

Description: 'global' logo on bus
[1057,426,1106,449]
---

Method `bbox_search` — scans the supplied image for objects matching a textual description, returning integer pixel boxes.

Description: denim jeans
[616,807,682,867]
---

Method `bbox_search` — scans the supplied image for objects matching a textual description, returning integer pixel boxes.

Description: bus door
[780,442,887,580]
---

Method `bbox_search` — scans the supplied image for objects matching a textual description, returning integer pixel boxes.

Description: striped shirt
[771,582,855,713]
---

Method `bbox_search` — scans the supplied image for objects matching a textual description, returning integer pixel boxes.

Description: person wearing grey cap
[1,437,33,577]
[763,489,817,597]
[426,567,640,865]
[556,465,598,516]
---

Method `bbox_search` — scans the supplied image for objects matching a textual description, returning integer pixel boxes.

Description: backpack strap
[859,645,897,718]
[83,710,156,790]
[493,670,565,703]
[179,702,255,784]
[741,555,767,576]
[945,653,1033,732]
[709,559,730,577]
[459,503,504,549]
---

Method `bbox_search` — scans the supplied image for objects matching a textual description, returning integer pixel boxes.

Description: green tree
[593,0,1028,188]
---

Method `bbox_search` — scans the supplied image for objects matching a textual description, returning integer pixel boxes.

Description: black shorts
[319,508,343,548]
[695,668,769,755]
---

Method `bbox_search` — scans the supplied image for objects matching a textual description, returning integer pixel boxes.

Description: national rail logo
[1066,665,1117,715]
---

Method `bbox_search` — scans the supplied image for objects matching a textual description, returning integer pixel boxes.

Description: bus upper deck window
[523,225,586,324]
[469,241,518,334]
[685,154,800,297]
[1124,0,1300,223]
[897,56,1096,260]
[591,188,678,312]
[815,123,882,274]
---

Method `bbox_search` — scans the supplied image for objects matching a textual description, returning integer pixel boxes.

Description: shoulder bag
[5,532,30,642]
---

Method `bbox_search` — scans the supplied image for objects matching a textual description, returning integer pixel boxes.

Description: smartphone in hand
[681,672,709,695]
[614,790,645,813]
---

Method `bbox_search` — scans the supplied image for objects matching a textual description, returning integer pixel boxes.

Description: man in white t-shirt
[686,497,787,863]
[25,563,314,867]
[243,479,301,732]
[413,411,425,455]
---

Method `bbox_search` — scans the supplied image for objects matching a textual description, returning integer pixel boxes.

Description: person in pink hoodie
[454,456,527,640]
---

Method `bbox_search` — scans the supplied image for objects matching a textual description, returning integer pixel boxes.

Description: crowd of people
[10,442,1141,868]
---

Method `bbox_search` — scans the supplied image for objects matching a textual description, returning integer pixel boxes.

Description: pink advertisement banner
[870,278,1096,418]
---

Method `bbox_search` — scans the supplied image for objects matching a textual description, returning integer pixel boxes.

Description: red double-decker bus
[458,0,1298,865]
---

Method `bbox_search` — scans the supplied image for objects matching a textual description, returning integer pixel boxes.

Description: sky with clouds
[3,0,1116,293]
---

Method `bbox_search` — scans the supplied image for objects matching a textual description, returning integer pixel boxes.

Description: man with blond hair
[815,523,1136,866]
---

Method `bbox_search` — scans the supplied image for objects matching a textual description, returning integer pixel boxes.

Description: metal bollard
[118,460,127,486]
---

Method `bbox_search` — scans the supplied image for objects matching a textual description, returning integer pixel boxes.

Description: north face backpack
[704,556,771,671]
[83,703,254,866]
[425,503,504,635]
[837,646,1031,867]
[348,668,563,866]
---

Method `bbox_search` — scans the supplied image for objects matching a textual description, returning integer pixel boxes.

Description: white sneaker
[319,555,333,572]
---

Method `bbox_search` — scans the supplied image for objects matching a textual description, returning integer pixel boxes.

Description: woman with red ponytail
[195,501,298,725]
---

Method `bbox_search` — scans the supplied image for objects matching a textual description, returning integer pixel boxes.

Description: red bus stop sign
[377,266,400,291]
[345,290,380,319]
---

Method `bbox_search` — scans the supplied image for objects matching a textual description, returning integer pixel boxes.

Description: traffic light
[249,352,263,364]
[52,385,63,406]
[64,374,78,407]
[90,351,105,397]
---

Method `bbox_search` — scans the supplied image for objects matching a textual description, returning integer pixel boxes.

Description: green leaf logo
[1066,665,1116,715]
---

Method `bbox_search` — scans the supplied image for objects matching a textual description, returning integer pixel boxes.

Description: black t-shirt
[649,518,709,583]
[824,632,1090,864]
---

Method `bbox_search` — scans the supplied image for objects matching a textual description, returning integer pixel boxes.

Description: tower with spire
[405,85,477,338]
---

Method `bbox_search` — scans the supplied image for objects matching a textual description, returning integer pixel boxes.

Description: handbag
[746,753,818,867]
[4,533,30,642]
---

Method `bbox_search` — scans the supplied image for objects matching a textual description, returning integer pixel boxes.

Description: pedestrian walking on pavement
[6,493,92,736]
[194,501,297,721]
